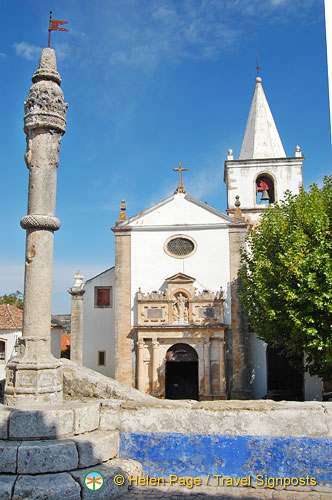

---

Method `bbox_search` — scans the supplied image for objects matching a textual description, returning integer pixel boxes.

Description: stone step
[2,458,142,500]
[0,430,119,474]
[5,401,100,440]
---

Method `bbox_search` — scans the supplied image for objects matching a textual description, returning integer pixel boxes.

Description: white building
[81,76,322,401]
[0,304,63,393]
[0,305,22,384]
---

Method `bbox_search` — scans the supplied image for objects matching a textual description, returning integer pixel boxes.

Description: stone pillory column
[4,48,68,406]
[68,270,85,365]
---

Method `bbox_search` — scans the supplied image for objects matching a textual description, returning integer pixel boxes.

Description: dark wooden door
[266,346,303,401]
[165,361,199,400]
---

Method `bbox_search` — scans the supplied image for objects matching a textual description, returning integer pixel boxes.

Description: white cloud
[0,52,6,60]
[53,42,70,61]
[271,0,288,5]
[97,0,317,70]
[13,41,42,61]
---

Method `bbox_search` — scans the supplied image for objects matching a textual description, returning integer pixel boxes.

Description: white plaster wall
[50,329,61,358]
[226,160,303,218]
[304,371,322,401]
[250,333,267,399]
[82,268,115,377]
[0,330,22,381]
[130,226,231,325]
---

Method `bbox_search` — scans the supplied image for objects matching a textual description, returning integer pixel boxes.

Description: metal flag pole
[48,10,53,48]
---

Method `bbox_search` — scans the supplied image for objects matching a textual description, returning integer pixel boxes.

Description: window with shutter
[94,287,112,307]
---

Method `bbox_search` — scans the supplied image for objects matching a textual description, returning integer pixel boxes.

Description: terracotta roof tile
[0,304,23,330]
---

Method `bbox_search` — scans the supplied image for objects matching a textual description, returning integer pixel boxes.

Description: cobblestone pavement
[116,485,331,499]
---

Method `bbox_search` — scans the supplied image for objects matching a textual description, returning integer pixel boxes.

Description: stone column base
[4,337,63,406]
[230,389,253,400]
[212,392,228,400]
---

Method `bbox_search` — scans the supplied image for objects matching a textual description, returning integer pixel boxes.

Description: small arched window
[0,340,6,361]
[256,175,275,204]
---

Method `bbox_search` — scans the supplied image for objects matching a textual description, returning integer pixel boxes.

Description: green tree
[0,291,23,310]
[239,176,332,380]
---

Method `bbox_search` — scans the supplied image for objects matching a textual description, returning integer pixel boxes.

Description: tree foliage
[0,291,23,310]
[239,176,332,380]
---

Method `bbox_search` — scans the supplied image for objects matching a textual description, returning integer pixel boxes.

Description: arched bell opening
[256,174,275,204]
[165,343,199,400]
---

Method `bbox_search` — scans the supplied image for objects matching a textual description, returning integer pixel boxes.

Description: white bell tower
[224,76,304,223]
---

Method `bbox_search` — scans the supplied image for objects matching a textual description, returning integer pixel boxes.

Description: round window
[164,235,196,258]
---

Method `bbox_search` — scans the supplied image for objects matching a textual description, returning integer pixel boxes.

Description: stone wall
[99,399,332,489]
[61,359,332,491]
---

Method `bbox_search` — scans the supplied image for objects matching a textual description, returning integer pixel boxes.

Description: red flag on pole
[48,11,69,48]
[50,19,69,32]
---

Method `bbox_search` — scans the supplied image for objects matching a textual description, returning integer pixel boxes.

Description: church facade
[80,76,322,401]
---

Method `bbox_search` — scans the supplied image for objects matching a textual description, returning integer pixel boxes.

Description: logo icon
[84,471,104,491]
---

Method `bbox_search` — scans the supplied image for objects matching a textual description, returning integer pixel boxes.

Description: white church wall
[304,371,322,401]
[130,225,231,325]
[250,332,267,399]
[83,268,115,378]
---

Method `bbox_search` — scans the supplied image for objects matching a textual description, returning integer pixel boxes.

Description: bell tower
[224,76,304,223]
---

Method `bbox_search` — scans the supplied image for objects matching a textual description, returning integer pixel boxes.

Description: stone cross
[4,48,68,406]
[173,161,188,194]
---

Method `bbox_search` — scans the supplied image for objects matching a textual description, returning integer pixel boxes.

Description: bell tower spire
[224,75,304,224]
[239,76,286,160]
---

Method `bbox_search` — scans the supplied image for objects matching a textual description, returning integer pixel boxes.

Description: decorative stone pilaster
[137,339,145,392]
[151,340,159,396]
[68,271,85,366]
[4,48,68,406]
[229,225,252,399]
[111,226,133,386]
[218,338,227,398]
[203,338,211,397]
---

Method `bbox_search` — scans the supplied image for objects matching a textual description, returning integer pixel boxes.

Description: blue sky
[0,0,331,314]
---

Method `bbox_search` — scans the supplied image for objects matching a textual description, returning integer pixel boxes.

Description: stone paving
[116,485,331,499]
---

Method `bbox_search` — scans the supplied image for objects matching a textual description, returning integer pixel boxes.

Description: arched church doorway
[266,346,303,401]
[165,343,199,400]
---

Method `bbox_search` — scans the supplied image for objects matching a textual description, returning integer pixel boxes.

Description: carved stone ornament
[20,214,61,231]
[24,83,68,133]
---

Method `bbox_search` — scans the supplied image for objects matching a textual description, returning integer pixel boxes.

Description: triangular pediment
[166,272,196,284]
[116,192,241,228]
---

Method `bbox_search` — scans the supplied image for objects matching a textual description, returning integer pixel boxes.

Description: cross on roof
[256,55,261,77]
[173,161,188,194]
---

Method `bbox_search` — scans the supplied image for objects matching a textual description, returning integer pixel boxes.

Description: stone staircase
[0,400,142,500]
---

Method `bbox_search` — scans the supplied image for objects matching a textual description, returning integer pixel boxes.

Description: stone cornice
[133,324,227,331]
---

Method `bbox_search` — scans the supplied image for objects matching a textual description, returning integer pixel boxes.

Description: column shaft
[203,339,211,397]
[137,339,145,392]
[151,340,159,396]
[219,338,227,397]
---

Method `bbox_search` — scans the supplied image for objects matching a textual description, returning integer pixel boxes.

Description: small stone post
[4,48,68,406]
[68,270,85,365]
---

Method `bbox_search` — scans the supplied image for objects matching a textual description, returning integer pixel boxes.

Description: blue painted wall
[119,433,332,484]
